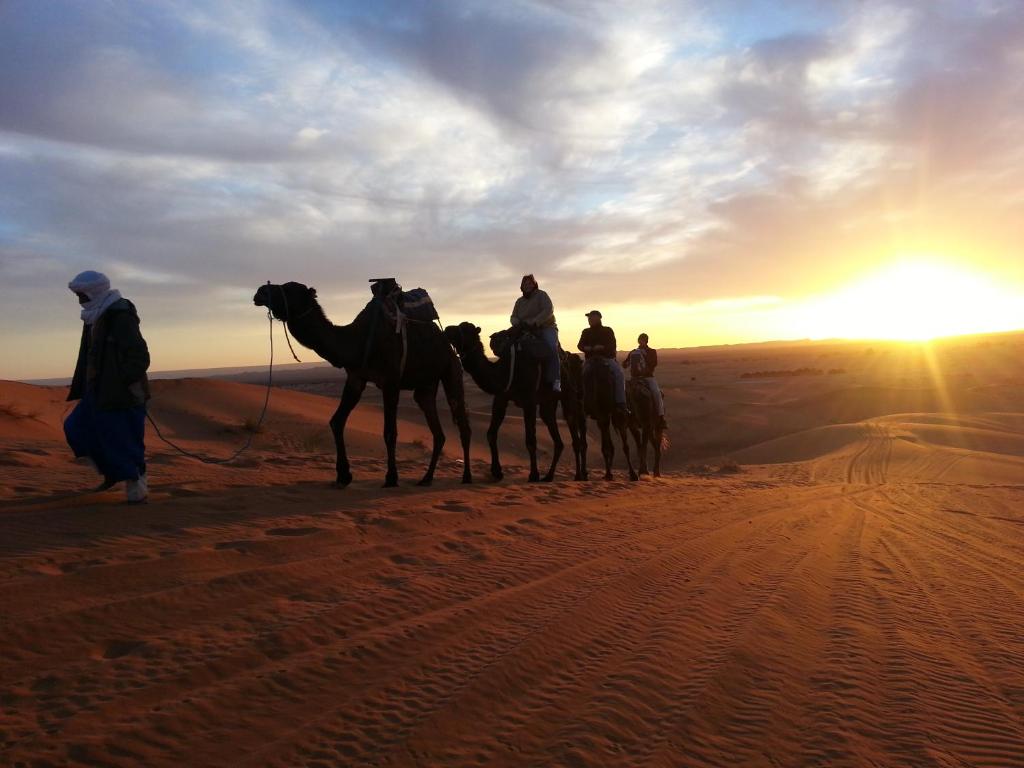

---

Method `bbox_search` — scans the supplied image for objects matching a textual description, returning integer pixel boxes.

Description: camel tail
[441,353,469,426]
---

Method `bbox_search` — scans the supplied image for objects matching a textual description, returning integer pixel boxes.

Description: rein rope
[276,284,304,363]
[505,344,516,393]
[145,308,276,464]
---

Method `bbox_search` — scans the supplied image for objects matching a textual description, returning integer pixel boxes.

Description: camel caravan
[252,275,669,487]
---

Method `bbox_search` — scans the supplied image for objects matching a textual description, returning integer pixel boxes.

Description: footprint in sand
[59,558,107,573]
[147,522,184,533]
[440,540,487,560]
[434,501,471,513]
[213,540,255,553]
[389,553,424,566]
[96,639,147,660]
[265,526,323,537]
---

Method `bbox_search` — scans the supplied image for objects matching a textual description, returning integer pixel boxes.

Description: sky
[2,0,1023,379]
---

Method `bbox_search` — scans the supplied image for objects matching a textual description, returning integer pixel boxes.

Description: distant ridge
[22,361,338,387]
[18,329,1022,385]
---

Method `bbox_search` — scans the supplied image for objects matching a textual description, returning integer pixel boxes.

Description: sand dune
[2,338,1024,767]
[735,412,1024,486]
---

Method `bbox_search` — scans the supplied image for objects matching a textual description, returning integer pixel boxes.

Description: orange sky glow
[2,2,1024,379]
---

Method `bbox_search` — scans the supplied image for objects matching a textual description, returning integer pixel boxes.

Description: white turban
[69,270,122,324]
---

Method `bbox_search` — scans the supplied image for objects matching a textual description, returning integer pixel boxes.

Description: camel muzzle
[253,286,271,307]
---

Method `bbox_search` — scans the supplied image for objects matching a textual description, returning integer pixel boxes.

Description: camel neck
[460,342,506,395]
[286,303,361,369]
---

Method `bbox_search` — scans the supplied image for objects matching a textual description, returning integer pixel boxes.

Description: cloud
[1,0,1023,376]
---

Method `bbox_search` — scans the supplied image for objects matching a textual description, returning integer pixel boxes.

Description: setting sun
[797,259,1024,342]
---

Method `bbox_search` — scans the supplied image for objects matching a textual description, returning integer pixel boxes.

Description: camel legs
[562,397,587,481]
[652,426,663,477]
[598,417,615,480]
[614,410,639,481]
[382,386,400,488]
[523,400,541,482]
[330,378,366,487]
[540,400,564,482]
[486,397,509,481]
[441,364,473,484]
[413,383,446,487]
[629,419,648,475]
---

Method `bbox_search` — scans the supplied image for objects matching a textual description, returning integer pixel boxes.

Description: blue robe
[64,392,146,483]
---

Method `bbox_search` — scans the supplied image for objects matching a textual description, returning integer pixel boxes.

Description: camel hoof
[629,472,639,481]
[417,477,433,487]
[461,474,473,484]
[528,475,541,483]
[383,477,399,488]
[542,475,555,483]
[336,473,352,487]
[604,473,613,481]
[491,469,504,481]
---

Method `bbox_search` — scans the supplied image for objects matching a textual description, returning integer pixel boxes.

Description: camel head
[443,322,483,355]
[253,282,318,321]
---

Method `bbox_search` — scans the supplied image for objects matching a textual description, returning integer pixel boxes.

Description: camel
[444,322,588,482]
[582,360,639,481]
[626,379,666,477]
[253,282,471,487]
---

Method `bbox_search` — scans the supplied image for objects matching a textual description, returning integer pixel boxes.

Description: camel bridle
[266,282,312,363]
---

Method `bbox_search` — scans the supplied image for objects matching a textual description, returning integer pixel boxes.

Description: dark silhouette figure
[254,282,471,487]
[626,379,667,477]
[577,311,637,482]
[444,322,588,482]
[582,361,639,481]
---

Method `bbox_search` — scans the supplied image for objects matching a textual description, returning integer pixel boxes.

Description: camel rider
[577,310,627,411]
[625,333,668,430]
[510,274,561,393]
[64,271,151,503]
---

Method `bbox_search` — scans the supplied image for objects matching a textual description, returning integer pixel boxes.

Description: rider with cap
[510,274,561,392]
[624,333,668,429]
[577,310,627,411]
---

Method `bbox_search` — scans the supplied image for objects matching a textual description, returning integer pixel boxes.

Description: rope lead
[144,310,276,465]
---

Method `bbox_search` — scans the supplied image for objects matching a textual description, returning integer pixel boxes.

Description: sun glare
[798,258,1024,341]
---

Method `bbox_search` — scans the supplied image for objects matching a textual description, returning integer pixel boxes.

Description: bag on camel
[516,332,549,362]
[400,288,438,322]
[490,329,513,357]
[369,278,439,323]
[489,327,548,362]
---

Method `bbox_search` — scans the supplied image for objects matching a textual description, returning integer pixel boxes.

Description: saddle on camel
[253,278,471,488]
[488,324,563,394]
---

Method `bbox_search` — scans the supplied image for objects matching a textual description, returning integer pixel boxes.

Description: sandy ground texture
[2,333,1024,767]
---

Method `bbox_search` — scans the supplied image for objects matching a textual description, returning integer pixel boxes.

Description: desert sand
[2,332,1023,767]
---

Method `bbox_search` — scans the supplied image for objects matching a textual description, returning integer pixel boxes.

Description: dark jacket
[577,325,617,360]
[624,346,659,377]
[68,299,151,410]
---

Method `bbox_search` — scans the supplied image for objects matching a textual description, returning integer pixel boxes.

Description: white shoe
[552,381,562,393]
[126,473,148,504]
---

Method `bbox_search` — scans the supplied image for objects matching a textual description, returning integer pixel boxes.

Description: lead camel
[254,282,472,487]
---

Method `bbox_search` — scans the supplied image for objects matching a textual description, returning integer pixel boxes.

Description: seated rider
[510,274,561,393]
[577,310,627,412]
[624,333,668,430]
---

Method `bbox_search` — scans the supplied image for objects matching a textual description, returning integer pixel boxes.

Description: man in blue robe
[64,271,151,503]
